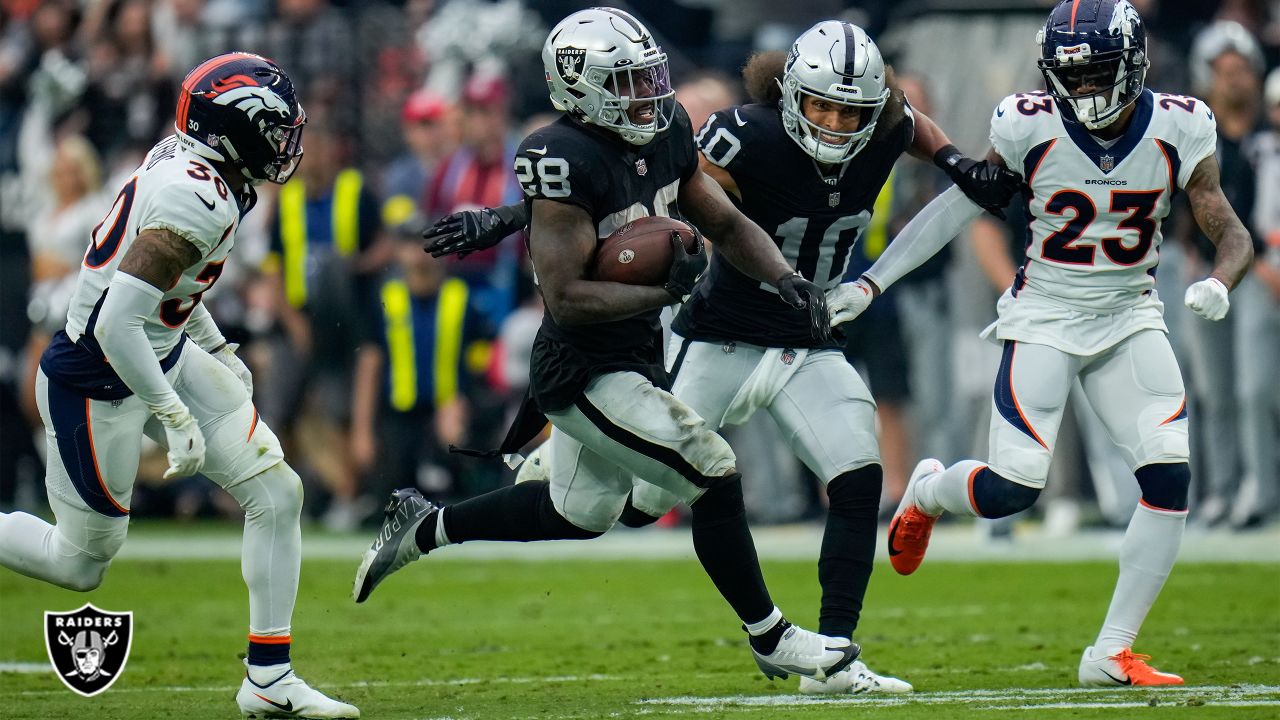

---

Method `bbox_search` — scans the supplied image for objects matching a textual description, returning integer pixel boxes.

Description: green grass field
[1,531,1278,719]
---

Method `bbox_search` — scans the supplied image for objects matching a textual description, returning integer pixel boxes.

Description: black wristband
[932,144,963,173]
[491,202,530,233]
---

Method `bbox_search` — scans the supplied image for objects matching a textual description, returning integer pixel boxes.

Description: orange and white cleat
[886,459,944,575]
[1078,647,1185,687]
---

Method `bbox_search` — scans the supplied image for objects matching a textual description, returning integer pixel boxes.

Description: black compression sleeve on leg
[819,465,882,639]
[690,475,775,624]
[438,481,603,544]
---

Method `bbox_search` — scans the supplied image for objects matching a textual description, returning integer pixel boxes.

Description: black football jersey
[520,105,698,411]
[672,101,914,349]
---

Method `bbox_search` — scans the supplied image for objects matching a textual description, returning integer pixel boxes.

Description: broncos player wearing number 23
[844,0,1255,687]
[0,54,360,717]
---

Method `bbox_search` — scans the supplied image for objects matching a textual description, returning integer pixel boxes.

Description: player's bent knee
[826,464,882,514]
[1134,462,1190,512]
[971,468,1041,519]
[231,462,304,520]
[618,493,663,528]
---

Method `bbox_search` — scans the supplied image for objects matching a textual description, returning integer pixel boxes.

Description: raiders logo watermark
[44,603,133,697]
[556,47,586,84]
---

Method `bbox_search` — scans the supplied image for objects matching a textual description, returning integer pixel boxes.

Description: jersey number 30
[1041,189,1162,266]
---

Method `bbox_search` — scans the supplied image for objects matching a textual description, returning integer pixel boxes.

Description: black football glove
[775,271,834,345]
[423,203,528,258]
[663,231,707,301]
[934,145,1024,220]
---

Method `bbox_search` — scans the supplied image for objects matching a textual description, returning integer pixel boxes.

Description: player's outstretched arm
[911,111,1024,220]
[528,199,674,326]
[1184,155,1254,322]
[423,204,529,258]
[94,228,207,478]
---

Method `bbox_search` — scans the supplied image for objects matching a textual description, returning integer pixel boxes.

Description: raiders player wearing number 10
[355,8,863,685]
[422,19,1025,695]
[845,0,1255,687]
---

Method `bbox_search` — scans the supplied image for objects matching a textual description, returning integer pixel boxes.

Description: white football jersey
[65,135,243,357]
[989,88,1216,313]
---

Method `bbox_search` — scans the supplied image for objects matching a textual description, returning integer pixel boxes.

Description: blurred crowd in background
[1,0,1278,535]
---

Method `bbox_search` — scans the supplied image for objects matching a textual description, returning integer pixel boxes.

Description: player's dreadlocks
[742,51,786,105]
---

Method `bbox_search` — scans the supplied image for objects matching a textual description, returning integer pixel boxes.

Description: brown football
[591,216,700,285]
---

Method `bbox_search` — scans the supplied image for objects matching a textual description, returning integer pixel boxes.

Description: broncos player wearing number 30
[422,19,1024,695]
[0,54,359,717]
[841,0,1255,686]
[354,8,862,684]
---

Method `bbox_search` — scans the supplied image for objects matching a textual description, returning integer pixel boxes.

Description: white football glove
[213,343,253,399]
[158,406,206,480]
[828,278,876,327]
[1184,277,1230,321]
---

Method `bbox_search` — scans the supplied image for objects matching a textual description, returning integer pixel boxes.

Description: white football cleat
[799,659,914,694]
[1078,646,1184,687]
[236,667,360,718]
[752,623,860,681]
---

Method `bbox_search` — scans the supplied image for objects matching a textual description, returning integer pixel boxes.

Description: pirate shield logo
[556,48,586,84]
[45,603,133,697]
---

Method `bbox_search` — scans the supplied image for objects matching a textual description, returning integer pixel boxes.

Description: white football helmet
[542,8,675,145]
[780,21,890,165]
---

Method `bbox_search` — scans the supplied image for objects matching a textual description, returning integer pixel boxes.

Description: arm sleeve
[184,302,227,352]
[94,272,187,419]
[861,185,984,292]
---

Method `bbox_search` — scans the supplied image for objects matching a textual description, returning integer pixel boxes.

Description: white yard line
[112,524,1280,562]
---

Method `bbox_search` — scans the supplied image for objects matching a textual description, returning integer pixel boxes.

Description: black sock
[418,481,601,550]
[414,509,441,553]
[690,475,774,624]
[618,493,662,528]
[818,465,882,638]
[747,618,790,655]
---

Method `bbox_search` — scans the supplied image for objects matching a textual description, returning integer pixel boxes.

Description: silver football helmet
[781,21,890,165]
[542,8,675,145]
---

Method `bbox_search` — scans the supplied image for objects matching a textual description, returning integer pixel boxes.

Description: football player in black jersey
[354,8,862,683]
[423,19,1024,694]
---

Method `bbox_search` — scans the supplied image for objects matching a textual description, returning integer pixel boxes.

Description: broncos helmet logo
[210,85,292,123]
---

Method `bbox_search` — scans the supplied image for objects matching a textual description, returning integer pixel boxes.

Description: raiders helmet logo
[45,603,133,697]
[556,48,587,84]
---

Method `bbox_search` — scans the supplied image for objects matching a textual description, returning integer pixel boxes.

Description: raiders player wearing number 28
[847,0,1254,687]
[355,8,863,685]
[422,19,1024,695]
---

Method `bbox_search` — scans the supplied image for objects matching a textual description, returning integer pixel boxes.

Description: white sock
[247,662,292,685]
[744,606,784,635]
[1093,503,1187,655]
[914,460,986,517]
[434,508,452,549]
[227,466,302,632]
[0,510,112,591]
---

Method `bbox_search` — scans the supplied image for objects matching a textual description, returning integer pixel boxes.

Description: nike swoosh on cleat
[194,192,217,211]
[527,146,548,155]
[253,693,295,712]
[1099,669,1132,686]
[886,521,904,557]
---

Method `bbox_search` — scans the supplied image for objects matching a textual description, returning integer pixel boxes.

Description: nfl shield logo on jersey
[828,192,841,207]
[1098,154,1115,172]
[45,603,133,697]
[635,159,648,176]
[781,349,797,365]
